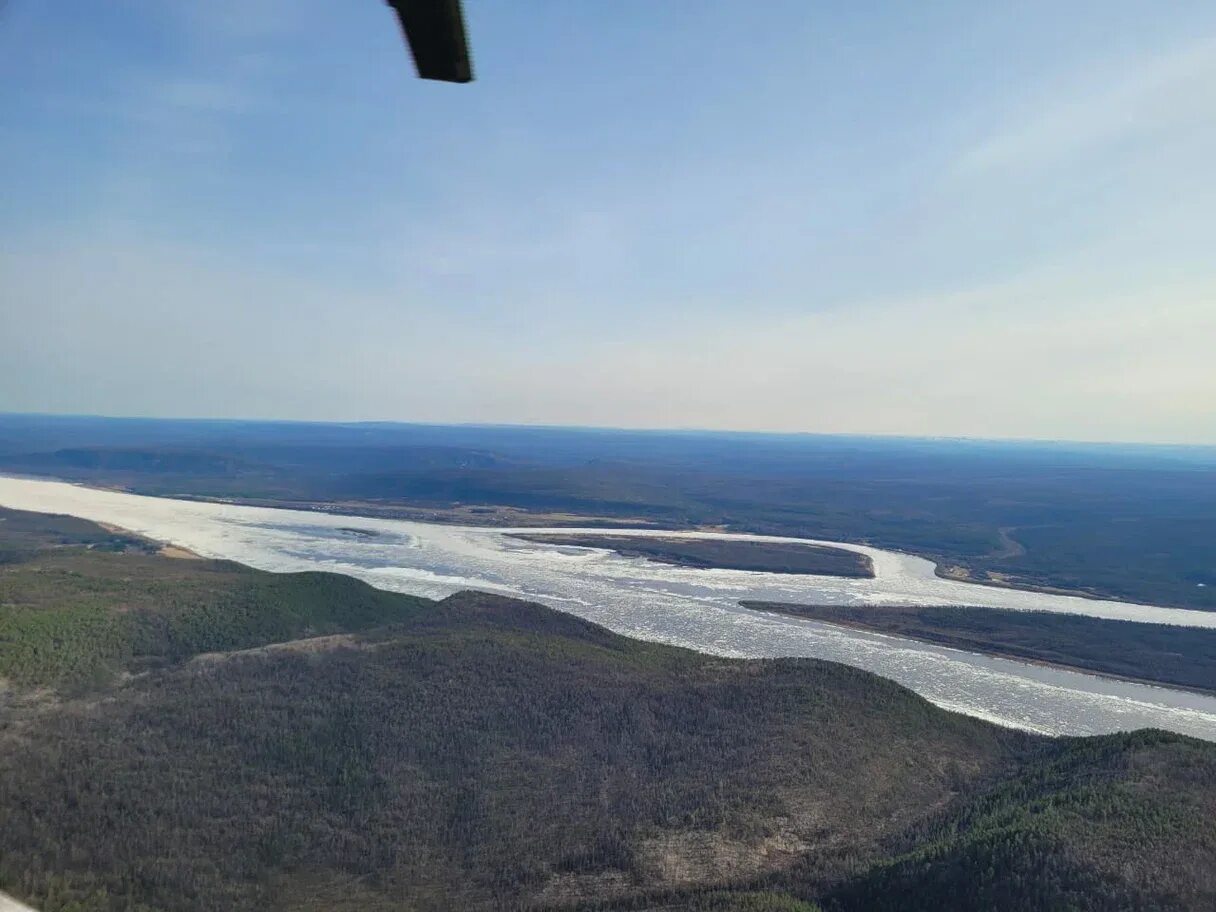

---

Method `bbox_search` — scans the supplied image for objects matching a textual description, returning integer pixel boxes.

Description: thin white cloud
[957,33,1216,175]
[4,232,1213,443]
[507,268,1216,443]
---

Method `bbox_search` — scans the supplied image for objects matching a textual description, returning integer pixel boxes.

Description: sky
[1,1,1214,444]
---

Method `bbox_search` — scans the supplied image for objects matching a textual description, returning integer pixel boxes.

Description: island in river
[513,532,875,577]
[743,601,1216,694]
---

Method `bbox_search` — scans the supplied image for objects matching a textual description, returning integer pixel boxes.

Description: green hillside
[0,509,429,690]
[0,508,1212,911]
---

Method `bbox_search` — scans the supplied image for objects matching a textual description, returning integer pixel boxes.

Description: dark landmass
[514,534,875,577]
[1,508,1214,911]
[1,414,1213,610]
[0,511,429,693]
[742,602,1216,694]
[0,507,158,565]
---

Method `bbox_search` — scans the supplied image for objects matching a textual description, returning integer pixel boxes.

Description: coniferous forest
[0,508,1213,911]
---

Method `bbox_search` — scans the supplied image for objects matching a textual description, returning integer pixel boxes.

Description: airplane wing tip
[387,0,475,84]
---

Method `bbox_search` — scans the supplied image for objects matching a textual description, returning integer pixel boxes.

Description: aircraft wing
[386,0,474,83]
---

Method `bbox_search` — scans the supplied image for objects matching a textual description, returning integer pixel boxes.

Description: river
[2,475,1214,740]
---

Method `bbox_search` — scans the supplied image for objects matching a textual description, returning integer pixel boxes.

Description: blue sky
[2,1,1214,443]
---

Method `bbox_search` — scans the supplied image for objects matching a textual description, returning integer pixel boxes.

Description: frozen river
[2,475,1214,740]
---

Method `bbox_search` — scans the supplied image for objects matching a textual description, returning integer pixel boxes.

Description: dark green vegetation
[514,534,874,577]
[2,414,1213,609]
[743,602,1216,694]
[0,507,158,563]
[0,509,429,691]
[828,730,1216,911]
[1,509,1214,911]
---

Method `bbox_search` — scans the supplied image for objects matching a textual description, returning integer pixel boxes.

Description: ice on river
[2,475,1214,740]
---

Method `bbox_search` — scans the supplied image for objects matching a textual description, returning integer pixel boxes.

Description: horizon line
[2,409,1214,452]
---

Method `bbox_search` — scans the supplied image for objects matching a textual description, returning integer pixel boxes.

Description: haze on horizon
[2,1,1214,445]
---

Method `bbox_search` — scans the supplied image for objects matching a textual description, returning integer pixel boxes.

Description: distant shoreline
[94,520,203,560]
[931,561,1134,605]
[742,601,1216,696]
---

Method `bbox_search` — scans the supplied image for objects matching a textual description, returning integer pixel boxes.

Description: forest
[1,507,1213,911]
